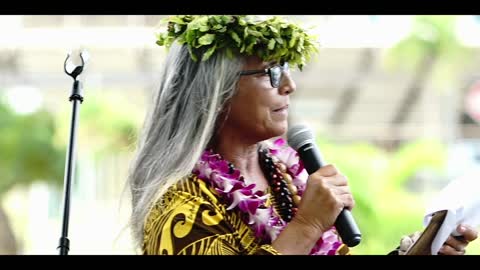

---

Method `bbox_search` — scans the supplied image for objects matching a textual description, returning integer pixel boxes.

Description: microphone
[287,124,362,247]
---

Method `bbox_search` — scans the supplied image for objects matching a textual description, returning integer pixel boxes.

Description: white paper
[424,168,480,255]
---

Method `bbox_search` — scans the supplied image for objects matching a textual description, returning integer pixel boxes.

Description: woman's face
[222,56,296,142]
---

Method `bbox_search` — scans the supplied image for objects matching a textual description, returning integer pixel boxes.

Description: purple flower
[192,145,343,255]
[309,228,343,255]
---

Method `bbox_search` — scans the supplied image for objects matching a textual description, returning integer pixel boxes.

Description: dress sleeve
[142,176,281,255]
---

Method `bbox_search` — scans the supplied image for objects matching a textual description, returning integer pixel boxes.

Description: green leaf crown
[155,15,319,70]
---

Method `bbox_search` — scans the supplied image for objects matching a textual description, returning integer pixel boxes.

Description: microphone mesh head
[287,124,315,151]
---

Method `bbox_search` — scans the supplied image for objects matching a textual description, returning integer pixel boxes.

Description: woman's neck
[212,131,268,191]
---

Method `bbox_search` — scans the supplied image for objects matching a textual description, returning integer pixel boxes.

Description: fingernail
[458,225,466,233]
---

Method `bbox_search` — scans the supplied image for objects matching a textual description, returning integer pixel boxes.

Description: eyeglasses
[239,62,290,88]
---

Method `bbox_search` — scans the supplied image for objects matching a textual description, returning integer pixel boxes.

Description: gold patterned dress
[143,175,282,255]
[142,146,351,255]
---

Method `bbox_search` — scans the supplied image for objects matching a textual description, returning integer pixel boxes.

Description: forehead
[243,56,277,69]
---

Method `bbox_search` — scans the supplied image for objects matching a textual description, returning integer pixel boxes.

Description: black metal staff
[58,51,88,255]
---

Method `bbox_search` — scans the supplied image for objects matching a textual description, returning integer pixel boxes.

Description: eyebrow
[262,61,278,69]
[268,61,278,66]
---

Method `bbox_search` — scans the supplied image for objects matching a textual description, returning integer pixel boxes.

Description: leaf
[168,16,186,25]
[243,27,249,38]
[288,32,299,48]
[165,36,176,47]
[156,39,165,46]
[238,18,247,26]
[202,44,217,61]
[174,23,183,33]
[248,29,263,37]
[268,25,279,34]
[187,46,198,61]
[217,26,227,33]
[226,47,234,59]
[195,16,209,32]
[212,24,224,30]
[199,24,210,32]
[185,29,196,43]
[155,15,320,70]
[176,33,186,44]
[240,43,246,53]
[245,37,257,53]
[296,36,305,52]
[221,15,234,24]
[198,33,216,45]
[268,38,276,50]
[229,31,242,46]
[188,20,201,30]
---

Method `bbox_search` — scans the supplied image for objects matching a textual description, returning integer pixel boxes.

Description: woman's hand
[272,164,354,254]
[438,224,478,255]
[398,224,478,255]
[292,164,355,236]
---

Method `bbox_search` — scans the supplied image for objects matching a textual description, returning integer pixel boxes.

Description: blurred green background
[1,15,480,254]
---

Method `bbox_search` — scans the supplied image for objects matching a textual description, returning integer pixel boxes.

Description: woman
[127,15,477,255]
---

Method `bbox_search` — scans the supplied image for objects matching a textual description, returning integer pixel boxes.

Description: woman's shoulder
[149,174,221,215]
[173,174,220,201]
[145,174,223,229]
[143,174,232,254]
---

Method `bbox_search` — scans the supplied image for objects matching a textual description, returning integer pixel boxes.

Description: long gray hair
[127,42,244,250]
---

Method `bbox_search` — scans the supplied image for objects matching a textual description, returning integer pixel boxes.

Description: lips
[273,105,289,112]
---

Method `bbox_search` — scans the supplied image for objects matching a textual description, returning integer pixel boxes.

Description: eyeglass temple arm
[239,69,268,76]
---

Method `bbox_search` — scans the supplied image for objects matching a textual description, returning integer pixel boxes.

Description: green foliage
[156,15,319,70]
[0,90,140,197]
[315,135,448,254]
[386,16,463,68]
[386,140,447,191]
[54,91,141,157]
[0,100,64,196]
[384,16,472,85]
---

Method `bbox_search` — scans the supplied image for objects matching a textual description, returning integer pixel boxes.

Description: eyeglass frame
[239,62,290,88]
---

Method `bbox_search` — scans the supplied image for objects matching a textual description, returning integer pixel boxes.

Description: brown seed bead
[277,163,287,173]
[293,195,301,205]
[283,173,293,184]
[287,184,297,195]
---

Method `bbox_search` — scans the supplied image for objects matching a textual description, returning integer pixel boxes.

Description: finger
[322,174,348,187]
[340,194,355,210]
[331,185,351,196]
[457,224,478,242]
[315,164,338,177]
[444,236,467,252]
[438,245,465,255]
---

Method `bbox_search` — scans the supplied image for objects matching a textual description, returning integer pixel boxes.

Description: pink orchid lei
[193,138,343,255]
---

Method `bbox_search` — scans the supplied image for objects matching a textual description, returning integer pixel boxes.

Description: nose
[278,72,296,95]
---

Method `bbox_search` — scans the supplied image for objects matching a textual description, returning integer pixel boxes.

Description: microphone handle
[335,209,362,247]
[297,143,362,247]
[299,143,325,175]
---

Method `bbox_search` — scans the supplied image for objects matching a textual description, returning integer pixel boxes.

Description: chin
[267,122,288,138]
